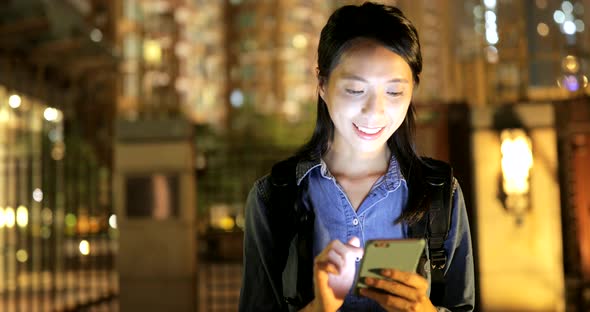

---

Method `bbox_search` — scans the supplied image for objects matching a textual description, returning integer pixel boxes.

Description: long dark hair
[296,2,427,224]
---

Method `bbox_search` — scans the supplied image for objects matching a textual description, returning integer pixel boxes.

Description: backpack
[268,156,454,310]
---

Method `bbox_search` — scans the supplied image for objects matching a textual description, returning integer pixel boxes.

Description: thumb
[346,236,364,262]
[348,236,361,247]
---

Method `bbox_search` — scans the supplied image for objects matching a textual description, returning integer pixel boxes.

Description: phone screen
[354,238,426,294]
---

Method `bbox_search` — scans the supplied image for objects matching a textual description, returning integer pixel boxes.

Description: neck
[323,140,391,178]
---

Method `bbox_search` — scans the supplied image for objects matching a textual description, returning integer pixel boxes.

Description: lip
[353,123,385,140]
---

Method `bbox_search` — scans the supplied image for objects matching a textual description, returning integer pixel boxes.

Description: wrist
[299,299,319,312]
[299,298,331,312]
[310,299,324,312]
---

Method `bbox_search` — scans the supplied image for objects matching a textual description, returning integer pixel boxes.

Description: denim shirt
[239,156,475,312]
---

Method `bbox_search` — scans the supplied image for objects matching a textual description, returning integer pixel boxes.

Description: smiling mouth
[353,123,385,139]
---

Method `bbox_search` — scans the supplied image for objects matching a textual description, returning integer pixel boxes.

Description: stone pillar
[113,119,196,312]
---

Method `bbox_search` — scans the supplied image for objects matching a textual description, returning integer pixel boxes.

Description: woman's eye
[387,91,403,96]
[345,89,364,95]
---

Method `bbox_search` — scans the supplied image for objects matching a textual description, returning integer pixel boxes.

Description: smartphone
[354,238,426,294]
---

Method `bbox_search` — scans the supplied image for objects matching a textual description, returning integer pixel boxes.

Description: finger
[348,236,361,247]
[345,237,364,259]
[364,277,421,302]
[381,269,428,292]
[314,241,346,274]
[315,250,343,275]
[326,249,344,272]
[327,239,362,267]
[315,262,331,287]
[317,240,345,261]
[360,288,418,311]
[316,260,339,275]
[329,239,353,257]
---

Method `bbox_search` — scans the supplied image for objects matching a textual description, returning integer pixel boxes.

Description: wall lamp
[494,106,533,225]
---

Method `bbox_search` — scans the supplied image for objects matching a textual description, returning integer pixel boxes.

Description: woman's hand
[308,237,364,312]
[359,269,437,312]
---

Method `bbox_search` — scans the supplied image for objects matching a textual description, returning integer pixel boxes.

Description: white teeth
[356,125,383,134]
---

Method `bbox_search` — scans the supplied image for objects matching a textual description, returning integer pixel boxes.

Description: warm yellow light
[501,129,533,195]
[5,206,15,228]
[16,249,28,263]
[89,217,100,233]
[0,207,5,228]
[143,40,162,65]
[79,240,90,256]
[77,215,90,234]
[218,216,235,231]
[33,188,43,202]
[108,214,117,229]
[43,107,61,122]
[0,107,9,122]
[16,205,28,228]
[562,55,579,73]
[292,34,308,49]
[8,94,21,108]
[537,23,549,36]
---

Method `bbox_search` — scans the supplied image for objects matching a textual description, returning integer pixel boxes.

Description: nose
[362,91,385,115]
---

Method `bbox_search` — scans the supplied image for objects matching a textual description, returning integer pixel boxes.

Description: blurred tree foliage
[194,100,316,218]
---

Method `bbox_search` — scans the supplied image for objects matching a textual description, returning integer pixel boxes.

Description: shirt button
[352,218,359,225]
[356,257,361,262]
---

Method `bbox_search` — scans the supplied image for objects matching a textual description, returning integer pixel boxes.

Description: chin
[352,140,388,154]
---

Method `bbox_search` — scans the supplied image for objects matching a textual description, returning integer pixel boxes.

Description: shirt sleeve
[239,180,286,312]
[437,180,475,311]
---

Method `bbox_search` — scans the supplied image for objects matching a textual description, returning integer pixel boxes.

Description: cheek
[328,96,359,116]
[387,102,411,124]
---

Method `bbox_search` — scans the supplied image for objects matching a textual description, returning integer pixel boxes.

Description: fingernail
[364,277,374,285]
[368,268,381,275]
[382,269,391,276]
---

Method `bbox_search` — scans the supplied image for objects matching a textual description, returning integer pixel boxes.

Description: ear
[318,77,327,102]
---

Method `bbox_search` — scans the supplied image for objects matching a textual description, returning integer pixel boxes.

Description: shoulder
[270,156,299,186]
[252,174,272,206]
[251,155,300,206]
[420,157,452,177]
[420,156,454,187]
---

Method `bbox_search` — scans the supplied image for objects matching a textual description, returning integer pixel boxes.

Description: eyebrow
[341,73,410,84]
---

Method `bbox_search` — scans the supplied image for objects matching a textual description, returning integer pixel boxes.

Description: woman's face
[320,42,414,156]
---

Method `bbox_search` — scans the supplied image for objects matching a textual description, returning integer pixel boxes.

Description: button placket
[353,216,362,262]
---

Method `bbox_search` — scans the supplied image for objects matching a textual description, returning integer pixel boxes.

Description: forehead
[332,42,413,80]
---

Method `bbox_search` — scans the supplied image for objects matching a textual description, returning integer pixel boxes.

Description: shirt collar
[296,157,321,185]
[295,153,404,190]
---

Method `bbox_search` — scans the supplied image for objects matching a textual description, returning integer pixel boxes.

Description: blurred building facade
[1,0,590,311]
[0,0,119,311]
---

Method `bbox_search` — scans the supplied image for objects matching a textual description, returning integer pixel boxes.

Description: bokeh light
[8,95,21,108]
[16,250,28,263]
[79,240,90,256]
[537,23,549,36]
[553,10,565,24]
[563,21,576,35]
[16,205,28,228]
[4,207,15,228]
[109,214,117,229]
[33,188,43,202]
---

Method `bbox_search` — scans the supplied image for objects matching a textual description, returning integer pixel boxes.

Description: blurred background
[0,0,589,311]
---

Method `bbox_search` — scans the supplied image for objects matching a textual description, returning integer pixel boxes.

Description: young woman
[239,2,474,311]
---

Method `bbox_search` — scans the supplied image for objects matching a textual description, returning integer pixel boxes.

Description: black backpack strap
[421,158,453,306]
[267,157,299,311]
[269,156,314,310]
